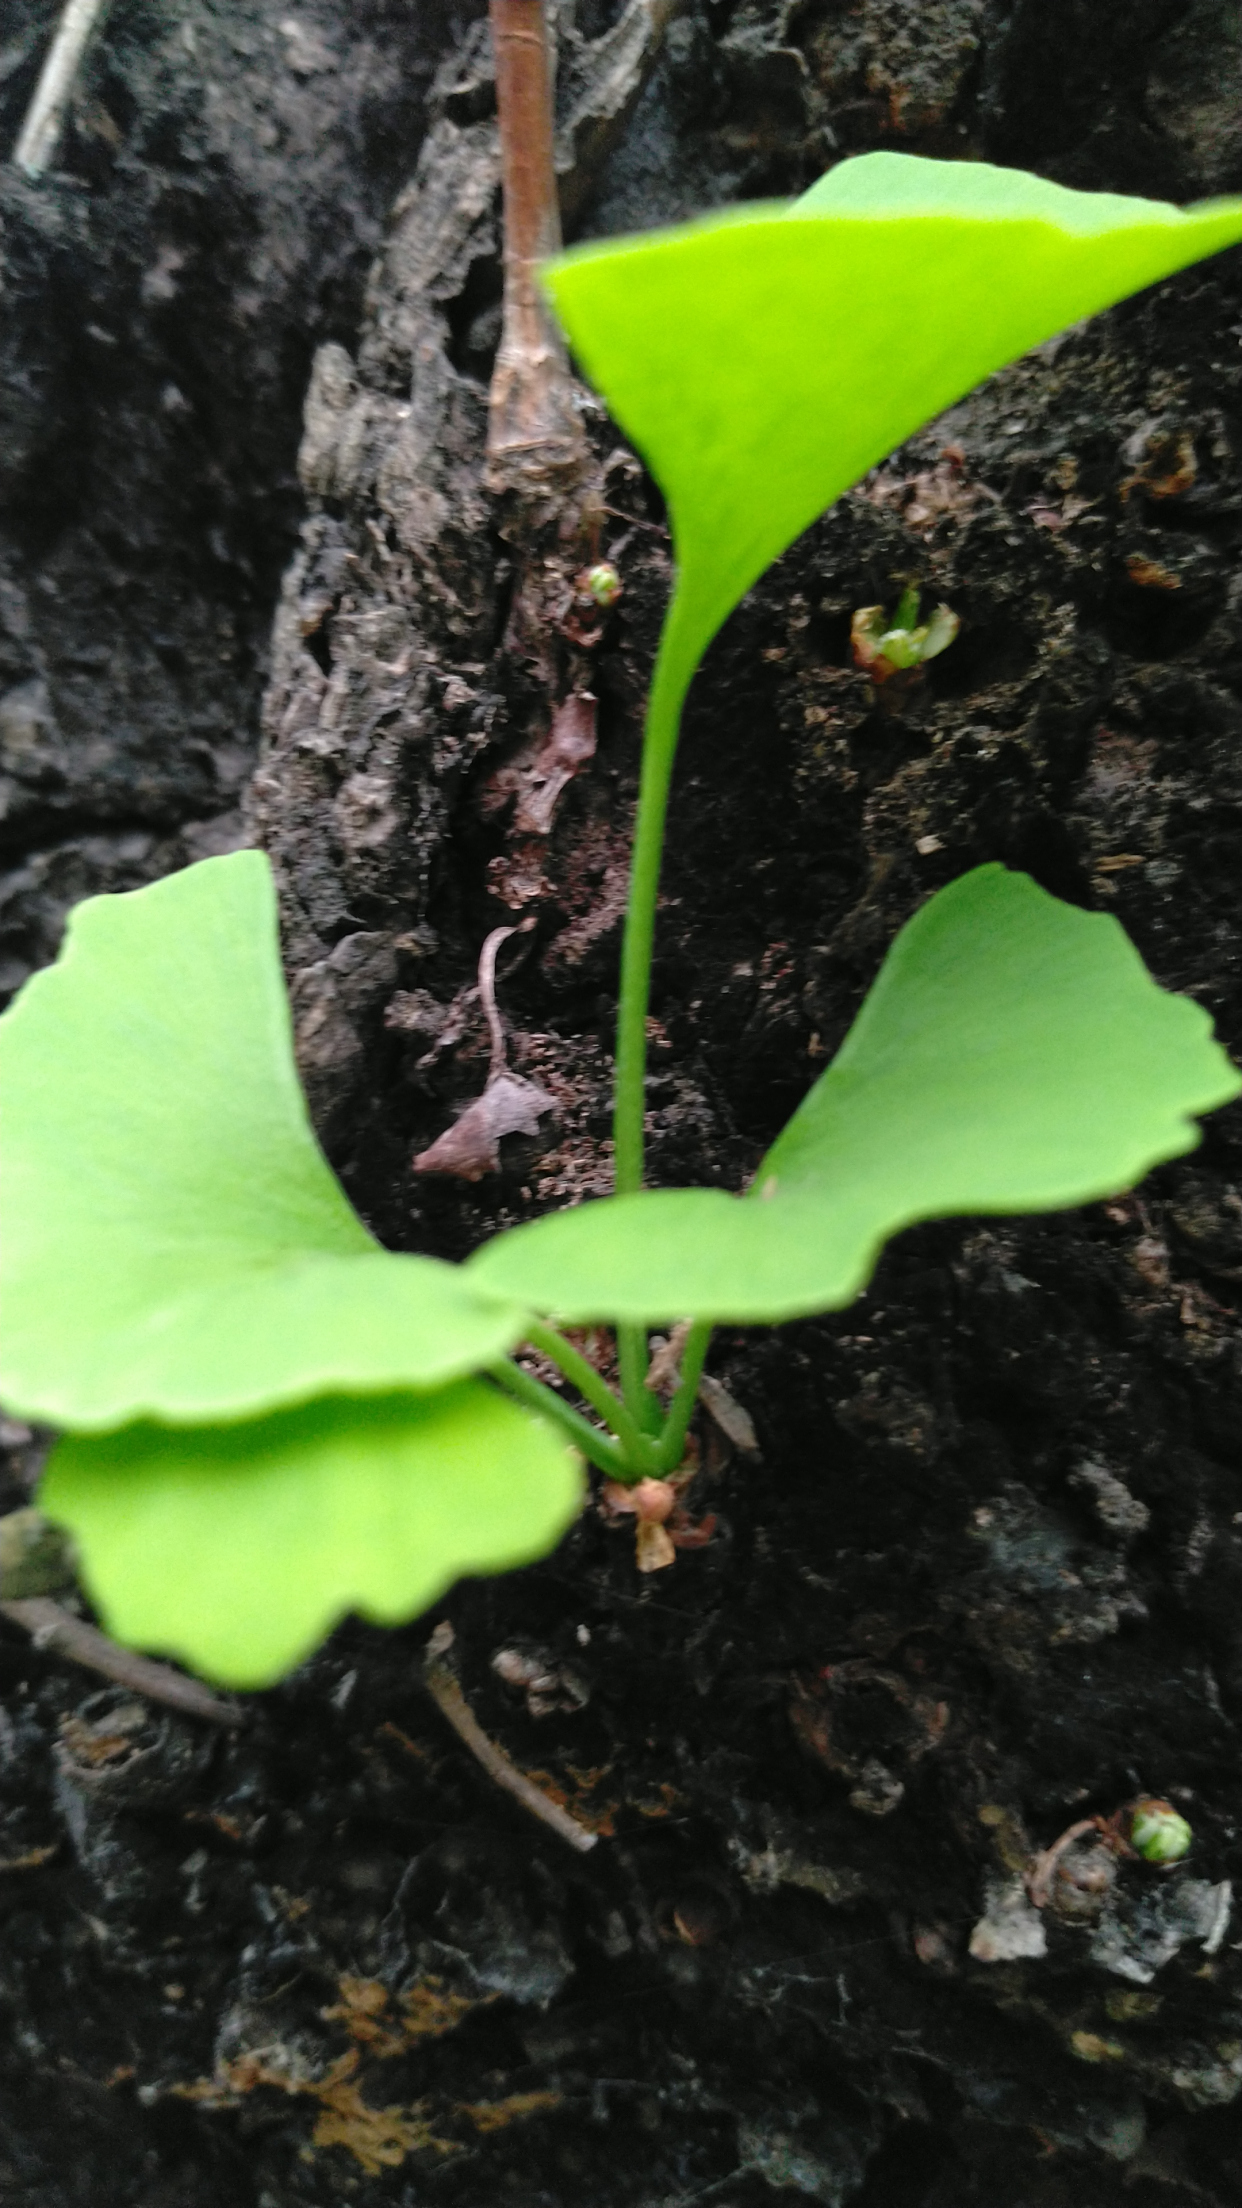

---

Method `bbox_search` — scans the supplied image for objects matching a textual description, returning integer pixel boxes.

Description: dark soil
[9,3,1242,2204]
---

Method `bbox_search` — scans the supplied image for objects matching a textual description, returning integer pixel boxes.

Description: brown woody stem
[487,0,587,498]
[423,1623,598,1852]
[0,1597,244,1727]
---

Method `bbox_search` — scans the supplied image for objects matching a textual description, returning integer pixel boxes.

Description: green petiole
[524,1318,653,1465]
[611,641,687,1205]
[652,1318,713,1474]
[490,1355,627,1477]
[498,1312,712,1483]
[611,637,694,1419]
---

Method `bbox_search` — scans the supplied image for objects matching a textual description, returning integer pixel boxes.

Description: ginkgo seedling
[851,587,960,683]
[3,153,1242,1687]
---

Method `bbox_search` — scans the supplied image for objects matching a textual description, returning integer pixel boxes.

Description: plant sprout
[1129,1801,1193,1865]
[3,155,1242,1685]
[851,587,960,683]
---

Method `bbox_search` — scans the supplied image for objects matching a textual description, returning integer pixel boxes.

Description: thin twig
[423,1623,598,1852]
[476,914,536,1078]
[13,0,112,179]
[478,923,519,1080]
[0,1598,244,1728]
[1026,1817,1101,1908]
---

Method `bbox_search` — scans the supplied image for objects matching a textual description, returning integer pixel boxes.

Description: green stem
[612,633,690,1199]
[525,1318,653,1465]
[654,1318,713,1473]
[489,1358,626,1478]
[618,1322,653,1427]
[611,621,693,1424]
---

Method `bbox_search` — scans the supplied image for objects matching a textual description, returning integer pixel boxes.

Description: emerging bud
[1128,1798,1192,1863]
[851,586,959,685]
[582,560,622,610]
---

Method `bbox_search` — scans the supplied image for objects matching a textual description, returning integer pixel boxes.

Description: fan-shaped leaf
[0,853,527,1429]
[543,154,1242,719]
[40,1383,583,1687]
[469,867,1240,1323]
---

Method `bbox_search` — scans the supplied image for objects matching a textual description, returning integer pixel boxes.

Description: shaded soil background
[10,2,1242,2203]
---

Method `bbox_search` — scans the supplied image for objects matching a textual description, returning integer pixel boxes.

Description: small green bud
[850,589,960,685]
[1129,1799,1192,1864]
[583,561,622,610]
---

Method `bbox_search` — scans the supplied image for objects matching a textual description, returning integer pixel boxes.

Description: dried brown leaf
[485,693,598,839]
[412,1070,557,1182]
[635,1521,677,1571]
[698,1373,759,1456]
[513,692,597,835]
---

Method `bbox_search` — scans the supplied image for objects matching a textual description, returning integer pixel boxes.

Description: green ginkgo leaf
[543,154,1242,729]
[40,1383,583,1687]
[0,852,527,1429]
[469,866,1240,1324]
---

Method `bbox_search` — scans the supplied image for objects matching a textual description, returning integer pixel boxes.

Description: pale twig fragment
[697,1374,759,1456]
[644,1321,692,1396]
[0,1596,244,1726]
[480,923,522,1079]
[13,0,112,180]
[422,1623,598,1852]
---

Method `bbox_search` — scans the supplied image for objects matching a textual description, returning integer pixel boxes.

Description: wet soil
[8,3,1242,2204]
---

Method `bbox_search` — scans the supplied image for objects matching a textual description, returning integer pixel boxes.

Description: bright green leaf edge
[543,153,1242,721]
[40,1383,584,1688]
[0,852,529,1430]
[469,867,1242,1325]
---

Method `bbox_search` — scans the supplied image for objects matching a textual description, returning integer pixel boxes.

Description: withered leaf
[412,1072,557,1183]
[501,692,597,838]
